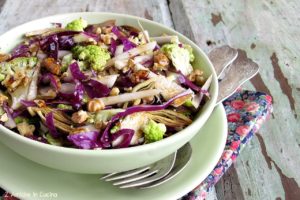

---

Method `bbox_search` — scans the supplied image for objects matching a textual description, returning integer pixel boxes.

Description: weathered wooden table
[0,0,299,199]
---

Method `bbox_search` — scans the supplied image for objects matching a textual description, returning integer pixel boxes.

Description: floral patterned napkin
[0,90,273,200]
[180,90,273,200]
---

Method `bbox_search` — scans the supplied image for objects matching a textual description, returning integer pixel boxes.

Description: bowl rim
[0,12,218,155]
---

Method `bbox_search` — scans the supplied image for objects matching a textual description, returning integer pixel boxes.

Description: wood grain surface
[0,0,299,199]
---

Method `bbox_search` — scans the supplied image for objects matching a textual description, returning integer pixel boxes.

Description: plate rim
[0,104,227,200]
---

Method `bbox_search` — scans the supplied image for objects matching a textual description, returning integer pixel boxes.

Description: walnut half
[130,70,149,84]
[42,57,61,75]
[153,51,170,71]
[71,110,88,124]
[87,99,105,112]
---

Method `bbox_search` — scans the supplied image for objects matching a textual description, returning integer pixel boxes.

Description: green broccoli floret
[143,120,167,143]
[161,43,194,75]
[72,45,111,71]
[65,18,88,31]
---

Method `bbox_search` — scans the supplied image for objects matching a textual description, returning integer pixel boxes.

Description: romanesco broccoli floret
[161,43,194,75]
[143,119,166,143]
[72,45,111,71]
[65,18,88,31]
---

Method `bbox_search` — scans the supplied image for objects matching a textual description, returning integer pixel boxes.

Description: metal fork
[139,141,193,189]
[216,49,259,104]
[208,45,238,80]
[101,143,192,188]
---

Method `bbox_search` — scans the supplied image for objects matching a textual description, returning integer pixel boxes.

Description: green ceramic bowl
[0,12,218,174]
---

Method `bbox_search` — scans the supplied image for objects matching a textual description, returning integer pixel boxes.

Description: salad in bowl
[0,17,211,150]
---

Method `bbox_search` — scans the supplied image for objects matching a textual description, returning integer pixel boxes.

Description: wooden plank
[168,0,300,199]
[234,139,285,199]
[0,0,173,34]
[215,165,245,200]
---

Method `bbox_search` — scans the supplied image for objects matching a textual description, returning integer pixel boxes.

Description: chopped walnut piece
[195,76,205,85]
[187,69,203,82]
[128,59,135,69]
[121,59,135,73]
[0,53,11,62]
[87,99,105,112]
[17,122,35,136]
[130,70,149,84]
[53,75,62,89]
[101,34,112,45]
[10,72,26,89]
[1,75,12,88]
[153,52,169,71]
[42,57,61,75]
[71,110,88,124]
[110,87,120,96]
[2,71,29,92]
[96,27,102,34]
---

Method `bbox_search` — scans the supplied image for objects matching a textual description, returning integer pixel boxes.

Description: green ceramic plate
[0,105,227,200]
